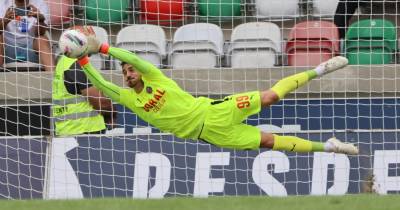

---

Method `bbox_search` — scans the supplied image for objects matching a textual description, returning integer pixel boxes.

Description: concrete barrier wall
[1,65,399,104]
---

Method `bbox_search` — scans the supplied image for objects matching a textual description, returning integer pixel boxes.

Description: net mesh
[0,0,399,199]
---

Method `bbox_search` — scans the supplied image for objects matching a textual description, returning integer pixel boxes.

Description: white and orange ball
[58,29,89,58]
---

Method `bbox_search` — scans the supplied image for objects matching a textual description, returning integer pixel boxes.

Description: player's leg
[260,131,359,155]
[260,56,348,107]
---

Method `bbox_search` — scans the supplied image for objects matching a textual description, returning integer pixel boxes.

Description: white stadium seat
[3,61,41,71]
[170,23,224,69]
[116,24,166,70]
[91,26,109,70]
[228,22,282,68]
[255,0,300,19]
[313,0,339,17]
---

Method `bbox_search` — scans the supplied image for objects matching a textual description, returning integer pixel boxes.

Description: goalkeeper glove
[71,25,103,55]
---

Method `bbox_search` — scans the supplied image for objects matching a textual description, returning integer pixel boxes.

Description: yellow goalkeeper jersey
[80,47,211,139]
[119,71,211,139]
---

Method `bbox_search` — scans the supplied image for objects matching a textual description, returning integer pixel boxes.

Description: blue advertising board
[116,98,400,133]
[0,137,47,199]
[1,98,400,199]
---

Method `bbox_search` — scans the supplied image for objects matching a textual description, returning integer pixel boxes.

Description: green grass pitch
[1,194,400,210]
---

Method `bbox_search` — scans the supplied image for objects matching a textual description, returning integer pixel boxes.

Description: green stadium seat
[85,0,130,24]
[197,0,241,21]
[345,19,397,65]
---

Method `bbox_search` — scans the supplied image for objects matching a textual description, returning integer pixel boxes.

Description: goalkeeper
[75,27,358,155]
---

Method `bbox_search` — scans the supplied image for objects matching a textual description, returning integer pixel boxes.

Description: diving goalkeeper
[74,27,358,155]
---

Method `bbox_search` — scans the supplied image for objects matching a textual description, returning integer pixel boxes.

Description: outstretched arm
[77,56,123,104]
[99,44,163,78]
[71,26,162,77]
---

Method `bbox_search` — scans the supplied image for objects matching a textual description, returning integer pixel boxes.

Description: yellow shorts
[199,91,262,150]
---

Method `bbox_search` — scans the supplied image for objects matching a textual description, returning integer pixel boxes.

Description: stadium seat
[286,21,340,67]
[197,0,241,22]
[312,0,339,17]
[44,0,72,26]
[345,19,397,65]
[140,0,185,25]
[255,0,299,19]
[228,22,281,68]
[3,62,42,72]
[116,24,166,69]
[85,0,130,24]
[91,26,109,70]
[170,23,224,69]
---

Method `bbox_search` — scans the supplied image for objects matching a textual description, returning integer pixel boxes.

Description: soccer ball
[58,29,89,58]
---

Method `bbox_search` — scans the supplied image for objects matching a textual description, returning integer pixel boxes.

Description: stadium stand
[286,20,340,66]
[169,23,224,69]
[312,0,339,17]
[84,0,130,24]
[139,0,185,25]
[345,19,397,65]
[228,22,281,68]
[197,0,242,21]
[115,24,166,69]
[255,0,300,19]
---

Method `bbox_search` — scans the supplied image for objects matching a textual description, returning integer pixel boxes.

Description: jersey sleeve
[106,46,164,80]
[79,60,124,104]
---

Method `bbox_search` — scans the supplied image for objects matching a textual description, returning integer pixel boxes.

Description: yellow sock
[272,134,324,153]
[270,70,317,99]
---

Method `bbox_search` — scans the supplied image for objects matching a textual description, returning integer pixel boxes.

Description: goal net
[0,0,400,199]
